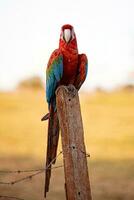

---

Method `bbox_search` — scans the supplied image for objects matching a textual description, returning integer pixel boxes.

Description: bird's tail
[44,105,59,198]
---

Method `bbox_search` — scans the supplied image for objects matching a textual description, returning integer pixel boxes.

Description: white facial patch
[64,29,71,43]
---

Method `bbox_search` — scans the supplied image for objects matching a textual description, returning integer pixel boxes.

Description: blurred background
[0,0,134,199]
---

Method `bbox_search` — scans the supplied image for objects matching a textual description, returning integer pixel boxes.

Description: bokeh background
[0,0,134,200]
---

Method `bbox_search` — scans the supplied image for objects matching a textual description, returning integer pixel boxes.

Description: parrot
[42,24,88,198]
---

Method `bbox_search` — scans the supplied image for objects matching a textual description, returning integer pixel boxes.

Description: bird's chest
[61,53,78,84]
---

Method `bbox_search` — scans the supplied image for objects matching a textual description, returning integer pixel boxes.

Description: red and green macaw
[42,24,88,197]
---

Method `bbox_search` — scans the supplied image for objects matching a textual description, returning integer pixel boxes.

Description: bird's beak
[64,29,71,43]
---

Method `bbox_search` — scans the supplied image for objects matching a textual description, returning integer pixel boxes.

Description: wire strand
[0,151,63,185]
[0,165,63,174]
[0,195,24,200]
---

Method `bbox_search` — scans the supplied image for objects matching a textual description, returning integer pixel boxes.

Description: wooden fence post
[56,85,92,200]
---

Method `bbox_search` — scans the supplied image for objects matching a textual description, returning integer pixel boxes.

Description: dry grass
[0,89,134,200]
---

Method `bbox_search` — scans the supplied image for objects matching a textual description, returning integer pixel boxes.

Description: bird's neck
[59,39,78,55]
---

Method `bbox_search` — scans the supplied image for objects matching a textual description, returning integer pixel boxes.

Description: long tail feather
[44,106,59,198]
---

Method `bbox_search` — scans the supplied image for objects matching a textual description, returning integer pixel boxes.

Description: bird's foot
[56,85,68,95]
[56,85,77,98]
[67,84,77,97]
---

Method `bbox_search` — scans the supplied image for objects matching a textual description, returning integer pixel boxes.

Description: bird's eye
[71,28,75,39]
[60,30,64,40]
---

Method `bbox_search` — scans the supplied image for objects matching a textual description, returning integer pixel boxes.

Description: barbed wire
[0,151,63,185]
[0,148,90,175]
[0,165,63,174]
[0,195,24,200]
[64,145,90,158]
[0,169,44,174]
[0,148,90,200]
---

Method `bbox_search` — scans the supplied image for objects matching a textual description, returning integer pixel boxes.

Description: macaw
[42,24,88,198]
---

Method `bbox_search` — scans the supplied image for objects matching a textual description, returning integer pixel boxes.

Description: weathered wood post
[56,85,92,200]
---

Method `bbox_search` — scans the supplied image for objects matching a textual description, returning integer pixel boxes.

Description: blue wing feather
[46,50,63,106]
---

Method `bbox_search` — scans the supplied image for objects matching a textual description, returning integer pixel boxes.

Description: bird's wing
[74,54,88,90]
[44,49,63,198]
[46,49,63,105]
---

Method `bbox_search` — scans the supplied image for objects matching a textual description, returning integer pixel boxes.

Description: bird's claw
[67,84,77,97]
[56,85,77,98]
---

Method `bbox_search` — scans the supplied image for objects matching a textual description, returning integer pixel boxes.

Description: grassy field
[0,89,134,200]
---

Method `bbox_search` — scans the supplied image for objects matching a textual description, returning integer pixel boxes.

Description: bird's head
[59,24,78,51]
[60,24,75,43]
